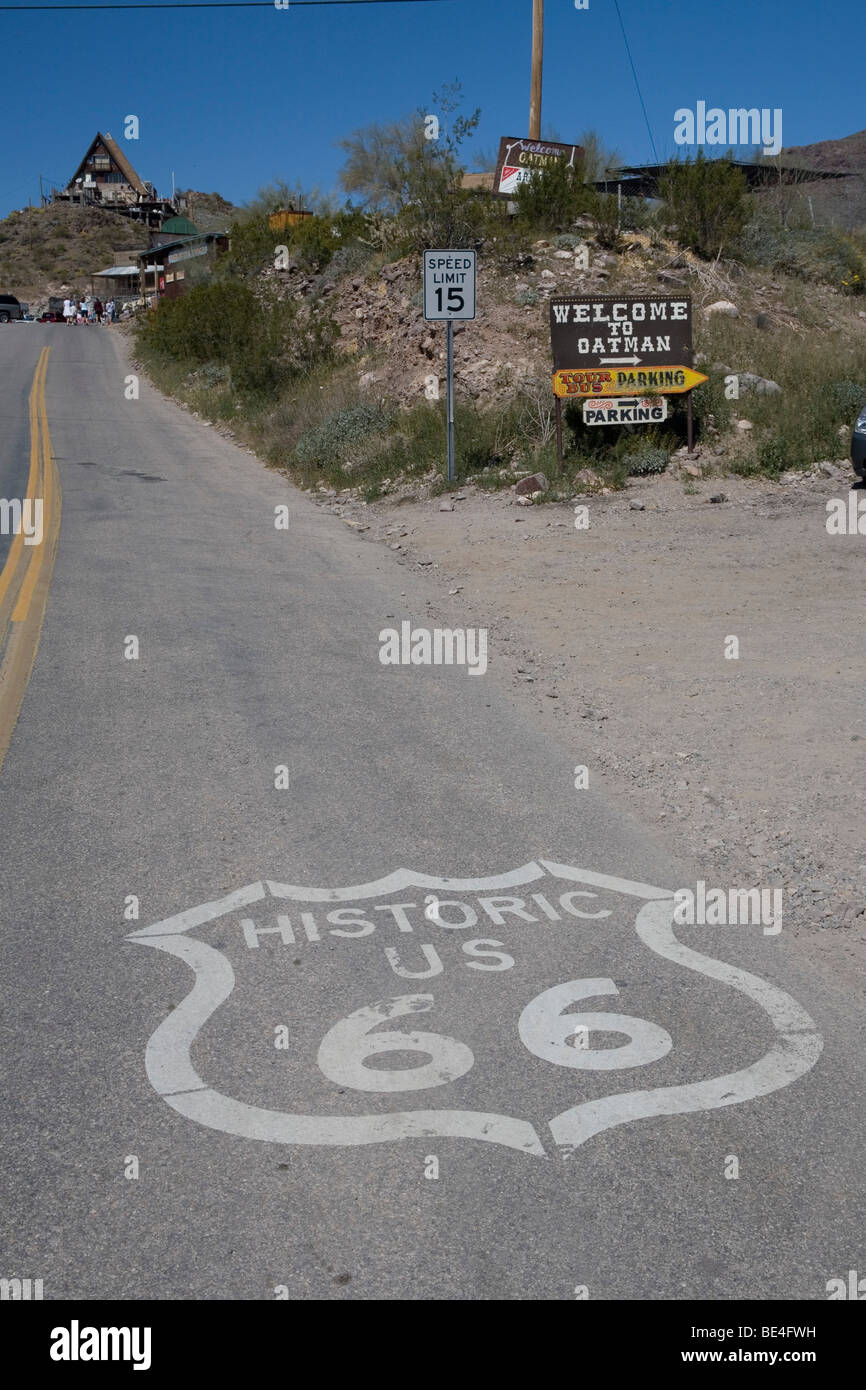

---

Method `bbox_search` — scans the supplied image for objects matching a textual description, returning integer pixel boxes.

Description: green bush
[514,157,597,232]
[593,192,622,250]
[738,219,866,293]
[626,446,670,476]
[829,381,866,418]
[659,153,749,258]
[293,403,393,469]
[137,279,335,397]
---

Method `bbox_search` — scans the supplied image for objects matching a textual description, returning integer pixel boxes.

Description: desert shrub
[829,380,866,417]
[593,192,622,250]
[753,437,790,475]
[221,216,281,278]
[293,402,393,469]
[288,216,338,273]
[514,156,596,231]
[137,279,335,396]
[626,446,670,476]
[738,218,866,292]
[516,288,539,306]
[321,240,374,285]
[659,153,749,258]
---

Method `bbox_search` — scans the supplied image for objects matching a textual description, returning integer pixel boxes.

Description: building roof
[593,161,851,197]
[461,172,495,191]
[68,131,148,195]
[94,265,139,277]
[160,216,198,236]
[138,231,226,261]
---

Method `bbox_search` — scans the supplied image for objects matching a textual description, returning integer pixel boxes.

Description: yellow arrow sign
[553,366,708,398]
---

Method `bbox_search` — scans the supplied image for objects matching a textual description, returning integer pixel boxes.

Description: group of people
[62,297,116,325]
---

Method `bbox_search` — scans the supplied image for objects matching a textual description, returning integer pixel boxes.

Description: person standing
[63,297,74,325]
[104,298,115,325]
[93,298,103,324]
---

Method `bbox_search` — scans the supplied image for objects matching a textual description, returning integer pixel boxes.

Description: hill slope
[0,190,238,304]
[780,128,866,229]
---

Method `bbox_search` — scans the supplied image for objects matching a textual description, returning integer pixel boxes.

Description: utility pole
[529,0,543,140]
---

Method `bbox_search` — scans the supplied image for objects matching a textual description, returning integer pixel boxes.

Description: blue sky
[0,0,862,218]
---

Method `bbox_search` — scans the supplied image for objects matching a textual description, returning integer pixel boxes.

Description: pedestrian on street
[94,299,103,324]
[104,298,115,325]
[63,297,74,325]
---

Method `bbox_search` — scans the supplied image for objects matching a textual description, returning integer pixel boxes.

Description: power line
[611,0,658,164]
[0,0,456,8]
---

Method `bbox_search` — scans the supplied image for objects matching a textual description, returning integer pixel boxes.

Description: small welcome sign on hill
[493,136,584,198]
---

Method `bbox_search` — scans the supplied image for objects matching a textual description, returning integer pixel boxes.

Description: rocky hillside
[779,128,866,229]
[176,190,238,233]
[0,191,237,305]
[0,202,146,303]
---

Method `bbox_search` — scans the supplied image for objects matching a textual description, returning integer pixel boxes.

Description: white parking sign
[424,250,476,321]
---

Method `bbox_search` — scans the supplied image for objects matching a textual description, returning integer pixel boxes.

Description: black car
[852,404,866,479]
[0,293,24,322]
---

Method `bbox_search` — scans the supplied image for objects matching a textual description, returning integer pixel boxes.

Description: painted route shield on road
[128,860,822,1160]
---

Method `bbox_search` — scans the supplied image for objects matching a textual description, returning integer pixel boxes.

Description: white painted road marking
[129,861,822,1157]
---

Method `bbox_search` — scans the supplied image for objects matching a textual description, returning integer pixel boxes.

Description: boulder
[515,472,549,496]
[735,371,781,396]
[572,467,603,490]
[704,300,739,318]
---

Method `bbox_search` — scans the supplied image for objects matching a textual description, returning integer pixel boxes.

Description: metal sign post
[446,320,455,483]
[423,250,477,487]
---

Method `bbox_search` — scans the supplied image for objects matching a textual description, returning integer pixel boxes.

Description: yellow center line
[0,347,46,615]
[0,346,62,775]
[11,348,51,622]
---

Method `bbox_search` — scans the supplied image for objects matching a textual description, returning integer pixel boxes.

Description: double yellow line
[0,347,62,773]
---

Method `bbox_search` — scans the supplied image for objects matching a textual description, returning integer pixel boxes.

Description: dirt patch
[311,463,866,967]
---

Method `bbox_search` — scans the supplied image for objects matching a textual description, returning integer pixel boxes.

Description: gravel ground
[304,460,866,965]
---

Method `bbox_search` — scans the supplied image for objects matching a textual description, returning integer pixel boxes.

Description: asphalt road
[0,324,863,1301]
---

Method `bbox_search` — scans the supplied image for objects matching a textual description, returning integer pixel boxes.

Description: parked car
[852,404,866,479]
[0,293,24,322]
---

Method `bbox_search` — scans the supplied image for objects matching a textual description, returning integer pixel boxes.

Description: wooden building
[56,132,151,207]
[138,231,229,304]
[48,132,176,230]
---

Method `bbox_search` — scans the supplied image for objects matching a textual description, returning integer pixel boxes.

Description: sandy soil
[310,461,866,971]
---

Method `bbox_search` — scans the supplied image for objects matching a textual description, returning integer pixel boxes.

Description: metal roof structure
[593,161,851,197]
[94,265,139,277]
[160,216,198,237]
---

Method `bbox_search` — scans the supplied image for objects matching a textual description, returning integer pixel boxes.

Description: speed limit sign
[423,250,476,321]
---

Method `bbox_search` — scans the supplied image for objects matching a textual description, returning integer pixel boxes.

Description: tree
[337,82,480,214]
[242,180,339,220]
[577,129,623,184]
[338,117,427,212]
[514,155,595,230]
[659,152,750,259]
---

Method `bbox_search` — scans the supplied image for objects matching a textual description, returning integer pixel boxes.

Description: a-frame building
[61,132,152,206]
